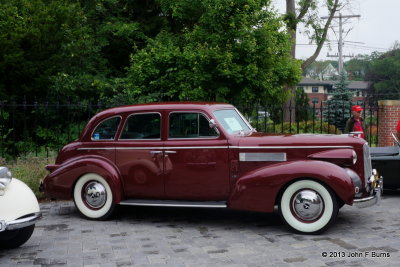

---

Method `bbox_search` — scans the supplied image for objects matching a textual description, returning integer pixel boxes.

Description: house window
[312,98,319,104]
[312,87,319,93]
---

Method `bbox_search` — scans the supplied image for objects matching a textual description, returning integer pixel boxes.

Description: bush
[5,153,56,199]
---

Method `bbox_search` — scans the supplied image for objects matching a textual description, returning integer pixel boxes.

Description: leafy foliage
[124,0,301,104]
[366,46,400,100]
[323,72,353,130]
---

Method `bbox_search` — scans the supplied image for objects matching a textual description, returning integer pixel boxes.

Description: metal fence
[0,100,379,160]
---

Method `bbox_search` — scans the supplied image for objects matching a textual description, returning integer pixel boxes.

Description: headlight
[0,167,12,189]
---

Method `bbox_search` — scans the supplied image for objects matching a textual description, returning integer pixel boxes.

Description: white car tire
[73,173,115,220]
[279,180,338,234]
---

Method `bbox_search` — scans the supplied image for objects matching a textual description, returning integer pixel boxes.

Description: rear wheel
[73,173,115,220]
[279,180,338,234]
[0,225,35,249]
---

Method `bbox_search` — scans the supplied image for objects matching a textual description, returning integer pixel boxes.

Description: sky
[271,0,400,61]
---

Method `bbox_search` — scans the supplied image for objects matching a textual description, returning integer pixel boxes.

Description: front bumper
[353,174,383,208]
[0,212,42,232]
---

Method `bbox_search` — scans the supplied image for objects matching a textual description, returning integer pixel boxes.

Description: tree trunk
[284,0,297,122]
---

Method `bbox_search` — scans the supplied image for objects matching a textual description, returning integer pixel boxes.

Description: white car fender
[0,178,40,222]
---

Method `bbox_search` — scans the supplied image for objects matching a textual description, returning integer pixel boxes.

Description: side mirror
[209,119,217,129]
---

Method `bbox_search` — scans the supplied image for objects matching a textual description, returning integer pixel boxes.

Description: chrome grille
[363,143,372,182]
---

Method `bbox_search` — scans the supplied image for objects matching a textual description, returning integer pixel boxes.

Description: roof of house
[299,77,370,90]
[298,77,332,86]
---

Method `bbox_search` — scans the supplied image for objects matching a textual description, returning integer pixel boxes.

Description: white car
[0,167,41,249]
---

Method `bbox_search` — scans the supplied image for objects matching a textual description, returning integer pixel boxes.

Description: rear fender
[43,156,123,203]
[228,160,355,213]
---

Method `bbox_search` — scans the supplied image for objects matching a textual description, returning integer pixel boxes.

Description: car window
[92,116,121,140]
[169,113,218,138]
[213,109,252,134]
[120,113,161,139]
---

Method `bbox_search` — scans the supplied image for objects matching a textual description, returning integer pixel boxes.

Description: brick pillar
[378,100,400,146]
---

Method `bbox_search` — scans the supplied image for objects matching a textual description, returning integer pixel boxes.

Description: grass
[3,154,56,199]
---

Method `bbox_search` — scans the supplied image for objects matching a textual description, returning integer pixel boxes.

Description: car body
[0,167,42,249]
[371,133,400,190]
[41,102,382,234]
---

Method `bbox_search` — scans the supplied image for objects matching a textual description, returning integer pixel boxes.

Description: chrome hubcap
[292,190,323,221]
[83,181,107,209]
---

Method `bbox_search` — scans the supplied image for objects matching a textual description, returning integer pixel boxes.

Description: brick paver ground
[1,191,399,266]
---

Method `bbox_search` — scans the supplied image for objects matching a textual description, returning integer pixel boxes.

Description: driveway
[1,192,399,266]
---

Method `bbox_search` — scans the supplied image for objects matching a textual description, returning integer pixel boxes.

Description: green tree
[344,54,372,81]
[0,0,108,102]
[365,46,400,100]
[295,87,311,122]
[324,72,353,130]
[123,0,301,105]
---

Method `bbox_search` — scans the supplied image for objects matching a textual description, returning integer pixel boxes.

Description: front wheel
[0,225,35,249]
[279,180,338,234]
[73,173,115,220]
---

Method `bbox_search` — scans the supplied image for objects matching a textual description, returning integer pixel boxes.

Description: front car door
[164,111,230,200]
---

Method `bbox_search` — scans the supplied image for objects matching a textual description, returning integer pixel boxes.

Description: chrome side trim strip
[239,152,287,162]
[78,145,353,151]
[119,199,227,208]
[78,146,230,150]
[230,146,353,149]
[78,147,116,150]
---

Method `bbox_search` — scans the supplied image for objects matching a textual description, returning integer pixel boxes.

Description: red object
[353,120,365,139]
[352,105,363,112]
[396,120,400,133]
[41,102,380,233]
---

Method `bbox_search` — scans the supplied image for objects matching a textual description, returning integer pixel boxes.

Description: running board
[119,199,227,208]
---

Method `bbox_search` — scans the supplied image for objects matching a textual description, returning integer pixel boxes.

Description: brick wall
[378,100,400,146]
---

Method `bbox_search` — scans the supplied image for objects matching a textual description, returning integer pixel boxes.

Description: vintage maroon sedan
[41,102,382,234]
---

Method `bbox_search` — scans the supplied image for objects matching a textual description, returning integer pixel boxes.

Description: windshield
[213,109,252,134]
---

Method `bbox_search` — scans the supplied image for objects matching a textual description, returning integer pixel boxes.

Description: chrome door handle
[165,151,177,154]
[149,151,163,154]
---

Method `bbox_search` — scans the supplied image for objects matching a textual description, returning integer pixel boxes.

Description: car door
[116,112,164,198]
[164,111,230,200]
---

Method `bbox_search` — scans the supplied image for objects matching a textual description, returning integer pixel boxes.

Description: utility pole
[323,13,360,74]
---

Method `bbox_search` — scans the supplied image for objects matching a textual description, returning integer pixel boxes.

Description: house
[297,77,332,108]
[297,77,370,108]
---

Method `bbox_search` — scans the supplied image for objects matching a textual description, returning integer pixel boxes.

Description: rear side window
[120,113,161,139]
[92,117,121,140]
[169,113,218,138]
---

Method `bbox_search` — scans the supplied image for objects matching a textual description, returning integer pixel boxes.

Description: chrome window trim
[119,112,162,141]
[90,115,122,141]
[168,111,220,140]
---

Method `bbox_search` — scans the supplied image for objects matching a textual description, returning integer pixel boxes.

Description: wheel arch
[43,156,124,204]
[228,160,354,213]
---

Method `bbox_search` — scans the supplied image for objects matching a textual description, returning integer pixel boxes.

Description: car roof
[95,102,234,116]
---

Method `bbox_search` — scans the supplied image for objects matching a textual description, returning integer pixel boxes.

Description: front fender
[228,160,355,213]
[43,156,123,203]
[0,178,40,222]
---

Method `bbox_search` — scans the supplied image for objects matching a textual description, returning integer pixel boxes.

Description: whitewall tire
[279,180,338,234]
[73,173,115,220]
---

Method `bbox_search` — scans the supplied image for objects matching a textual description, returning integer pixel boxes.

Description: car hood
[236,132,366,148]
